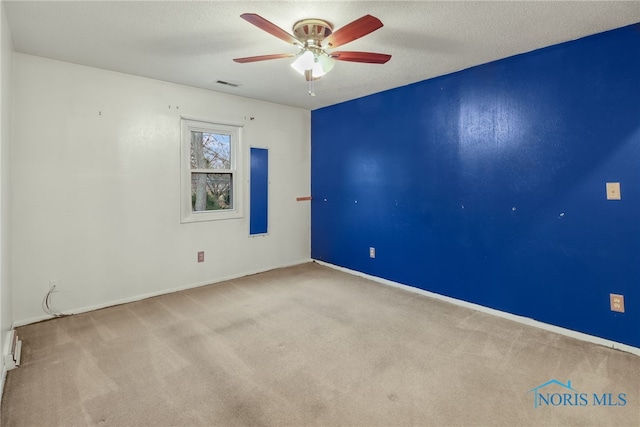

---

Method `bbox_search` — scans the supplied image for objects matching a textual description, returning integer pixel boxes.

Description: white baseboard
[0,361,5,410]
[13,257,637,357]
[314,260,640,357]
[13,258,313,328]
[0,322,15,410]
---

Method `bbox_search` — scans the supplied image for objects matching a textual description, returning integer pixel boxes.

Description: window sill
[180,209,243,224]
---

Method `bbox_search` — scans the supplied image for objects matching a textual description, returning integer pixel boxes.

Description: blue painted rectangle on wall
[250,147,268,235]
[311,23,640,348]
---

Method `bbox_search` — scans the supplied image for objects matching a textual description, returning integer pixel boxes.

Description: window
[181,119,243,223]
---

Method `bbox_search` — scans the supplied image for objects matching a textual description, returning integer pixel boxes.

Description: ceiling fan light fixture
[317,52,335,75]
[291,50,336,79]
[311,61,325,78]
[290,50,315,75]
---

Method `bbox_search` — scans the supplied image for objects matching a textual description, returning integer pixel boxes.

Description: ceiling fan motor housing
[293,19,333,49]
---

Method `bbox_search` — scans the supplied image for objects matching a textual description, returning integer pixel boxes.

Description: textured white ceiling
[4,1,640,110]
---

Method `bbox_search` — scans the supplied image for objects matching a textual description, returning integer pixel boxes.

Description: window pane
[190,132,231,170]
[191,173,232,211]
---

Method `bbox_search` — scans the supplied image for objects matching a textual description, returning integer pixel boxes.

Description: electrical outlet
[610,294,625,313]
[197,251,205,263]
[369,247,376,258]
[49,280,60,291]
[606,182,621,200]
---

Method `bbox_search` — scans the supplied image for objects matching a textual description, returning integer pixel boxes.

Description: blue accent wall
[311,24,640,348]
[250,147,269,235]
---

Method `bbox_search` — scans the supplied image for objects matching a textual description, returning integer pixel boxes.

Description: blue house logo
[528,379,627,408]
[528,379,579,408]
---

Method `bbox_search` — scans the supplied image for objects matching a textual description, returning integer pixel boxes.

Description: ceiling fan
[233,13,392,95]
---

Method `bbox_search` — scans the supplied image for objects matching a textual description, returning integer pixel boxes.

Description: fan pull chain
[308,78,316,96]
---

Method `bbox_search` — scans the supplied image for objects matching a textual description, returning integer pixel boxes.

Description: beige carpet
[1,262,639,426]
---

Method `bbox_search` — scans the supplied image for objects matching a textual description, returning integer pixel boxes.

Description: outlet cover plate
[610,293,625,313]
[606,182,621,200]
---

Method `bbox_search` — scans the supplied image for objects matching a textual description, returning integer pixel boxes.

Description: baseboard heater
[4,330,22,370]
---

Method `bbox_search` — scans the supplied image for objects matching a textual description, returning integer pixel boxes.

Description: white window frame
[180,118,243,223]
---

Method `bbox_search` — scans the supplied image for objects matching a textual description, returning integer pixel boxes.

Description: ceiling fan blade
[240,13,301,46]
[323,15,383,48]
[234,53,296,63]
[331,51,392,64]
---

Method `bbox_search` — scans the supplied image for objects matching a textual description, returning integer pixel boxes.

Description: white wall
[12,54,311,324]
[1,3,14,372]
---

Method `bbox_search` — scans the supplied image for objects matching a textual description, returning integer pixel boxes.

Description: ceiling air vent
[216,80,240,88]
